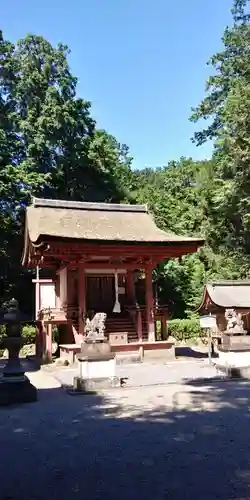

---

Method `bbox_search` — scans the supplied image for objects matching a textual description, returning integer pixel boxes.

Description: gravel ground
[0,359,250,500]
[50,357,224,388]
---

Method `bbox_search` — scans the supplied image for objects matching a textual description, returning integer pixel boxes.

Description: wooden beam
[41,248,191,261]
[76,262,149,270]
[28,240,201,270]
[44,241,200,257]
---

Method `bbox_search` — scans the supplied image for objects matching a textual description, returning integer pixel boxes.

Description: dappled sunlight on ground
[1,361,250,499]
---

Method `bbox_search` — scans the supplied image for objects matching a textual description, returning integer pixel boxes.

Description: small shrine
[22,197,204,362]
[197,281,250,334]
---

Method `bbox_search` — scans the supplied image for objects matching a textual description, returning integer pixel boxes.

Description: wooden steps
[105,312,147,342]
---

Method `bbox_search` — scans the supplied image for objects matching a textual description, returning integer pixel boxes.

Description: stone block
[116,352,142,364]
[143,346,175,360]
[109,332,128,345]
[217,349,250,368]
[78,355,116,379]
[215,364,250,379]
[0,377,37,406]
[222,334,250,351]
[72,376,121,392]
[79,339,111,358]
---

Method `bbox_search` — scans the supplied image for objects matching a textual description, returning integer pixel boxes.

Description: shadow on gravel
[0,377,250,499]
[0,357,40,373]
[175,346,208,359]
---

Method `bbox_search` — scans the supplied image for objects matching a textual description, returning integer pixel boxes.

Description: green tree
[190,0,250,253]
[132,0,250,317]
[190,0,250,145]
[0,31,133,309]
[131,153,250,317]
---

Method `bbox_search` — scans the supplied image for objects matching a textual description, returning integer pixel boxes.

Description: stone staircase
[105,311,147,343]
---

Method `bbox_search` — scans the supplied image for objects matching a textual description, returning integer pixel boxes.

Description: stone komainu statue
[225,308,245,334]
[85,312,107,339]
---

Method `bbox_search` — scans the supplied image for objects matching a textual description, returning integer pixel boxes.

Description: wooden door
[86,276,115,313]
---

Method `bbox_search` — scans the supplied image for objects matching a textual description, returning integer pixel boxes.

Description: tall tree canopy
[0,32,132,205]
[190,0,250,254]
[190,0,250,146]
[0,32,132,308]
[1,0,250,317]
[130,0,250,315]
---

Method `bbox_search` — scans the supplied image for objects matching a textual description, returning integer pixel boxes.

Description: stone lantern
[0,299,37,405]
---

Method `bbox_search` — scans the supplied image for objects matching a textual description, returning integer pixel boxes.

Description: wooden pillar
[127,270,135,304]
[65,267,73,342]
[40,321,47,361]
[35,281,40,320]
[161,314,167,340]
[46,323,52,362]
[78,264,85,337]
[67,268,75,305]
[55,275,61,308]
[35,321,43,358]
[145,266,155,342]
[137,308,143,342]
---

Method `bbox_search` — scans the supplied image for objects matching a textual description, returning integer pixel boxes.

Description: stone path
[50,357,224,388]
[0,359,249,499]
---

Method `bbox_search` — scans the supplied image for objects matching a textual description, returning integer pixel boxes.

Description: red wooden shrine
[22,198,204,361]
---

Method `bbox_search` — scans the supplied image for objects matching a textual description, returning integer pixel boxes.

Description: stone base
[78,355,116,379]
[217,349,250,367]
[215,364,250,379]
[116,351,142,364]
[0,376,37,406]
[80,339,111,358]
[72,376,121,393]
[221,333,249,350]
[143,346,175,360]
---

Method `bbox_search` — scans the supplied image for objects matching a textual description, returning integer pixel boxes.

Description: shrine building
[22,197,204,361]
[198,281,250,334]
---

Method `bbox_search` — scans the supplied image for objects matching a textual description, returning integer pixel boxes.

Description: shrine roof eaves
[26,197,204,244]
[32,197,148,213]
[197,281,250,311]
[22,197,205,266]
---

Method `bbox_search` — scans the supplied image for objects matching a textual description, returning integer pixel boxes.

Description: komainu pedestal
[216,308,250,378]
[73,312,120,392]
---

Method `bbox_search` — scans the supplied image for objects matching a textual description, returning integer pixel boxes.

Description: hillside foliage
[0,0,250,317]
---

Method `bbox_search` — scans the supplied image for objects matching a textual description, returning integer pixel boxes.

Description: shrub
[0,324,58,347]
[22,325,58,344]
[0,324,36,345]
[22,325,36,344]
[167,318,202,342]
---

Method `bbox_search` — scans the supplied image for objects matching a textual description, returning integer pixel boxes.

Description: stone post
[0,299,37,405]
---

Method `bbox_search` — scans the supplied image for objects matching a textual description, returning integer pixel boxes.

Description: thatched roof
[198,281,250,311]
[24,197,204,246]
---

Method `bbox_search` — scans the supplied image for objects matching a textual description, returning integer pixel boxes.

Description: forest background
[0,0,249,327]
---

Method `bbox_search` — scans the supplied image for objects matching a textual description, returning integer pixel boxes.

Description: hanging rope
[113,269,121,313]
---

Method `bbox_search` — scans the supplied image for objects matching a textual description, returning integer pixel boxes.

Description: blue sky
[2,0,233,169]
